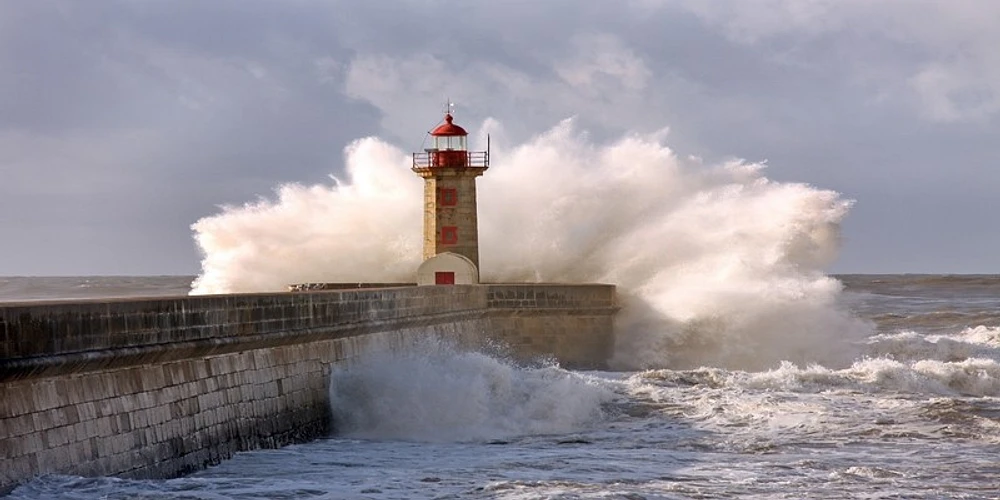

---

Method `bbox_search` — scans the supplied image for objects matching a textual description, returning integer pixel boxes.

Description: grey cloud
[1,1,383,274]
[669,0,1000,123]
[0,0,997,274]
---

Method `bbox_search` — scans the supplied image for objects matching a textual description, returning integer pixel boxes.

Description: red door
[435,272,456,285]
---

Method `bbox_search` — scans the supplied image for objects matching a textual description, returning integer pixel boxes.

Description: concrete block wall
[0,284,615,491]
[0,285,486,375]
[485,285,617,369]
[2,344,329,483]
[1,325,484,489]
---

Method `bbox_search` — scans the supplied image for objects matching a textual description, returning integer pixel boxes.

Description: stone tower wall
[419,170,483,268]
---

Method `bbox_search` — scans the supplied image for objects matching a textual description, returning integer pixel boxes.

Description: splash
[190,138,424,293]
[328,339,612,441]
[191,118,870,370]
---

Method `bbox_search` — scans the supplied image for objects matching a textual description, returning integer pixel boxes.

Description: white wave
[191,119,869,370]
[809,357,1000,397]
[832,466,906,481]
[328,339,613,441]
[865,326,1000,363]
[644,356,1000,397]
[958,325,1000,346]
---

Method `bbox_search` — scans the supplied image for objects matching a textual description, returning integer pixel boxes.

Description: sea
[3,274,1000,499]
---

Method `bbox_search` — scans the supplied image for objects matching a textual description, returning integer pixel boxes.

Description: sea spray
[190,138,424,293]
[328,339,613,441]
[191,118,871,370]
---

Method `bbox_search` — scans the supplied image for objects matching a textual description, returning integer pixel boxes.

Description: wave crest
[328,339,613,441]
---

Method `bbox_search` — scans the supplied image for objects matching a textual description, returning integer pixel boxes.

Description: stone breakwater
[0,284,616,491]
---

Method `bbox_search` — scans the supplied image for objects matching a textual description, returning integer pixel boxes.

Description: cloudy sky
[1,0,997,276]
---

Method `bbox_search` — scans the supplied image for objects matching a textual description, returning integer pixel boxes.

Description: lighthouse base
[416,252,479,286]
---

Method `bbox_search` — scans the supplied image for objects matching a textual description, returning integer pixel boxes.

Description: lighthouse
[412,110,489,285]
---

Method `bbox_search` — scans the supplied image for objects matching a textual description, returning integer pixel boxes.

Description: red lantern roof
[430,114,468,136]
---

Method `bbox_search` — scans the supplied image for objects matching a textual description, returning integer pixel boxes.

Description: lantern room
[431,114,468,150]
[412,113,489,170]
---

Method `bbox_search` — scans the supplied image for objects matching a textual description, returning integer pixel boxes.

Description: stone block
[30,382,60,412]
[2,414,32,440]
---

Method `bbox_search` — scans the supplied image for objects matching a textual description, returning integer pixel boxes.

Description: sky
[1,0,997,276]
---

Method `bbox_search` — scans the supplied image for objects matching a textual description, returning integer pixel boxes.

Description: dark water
[0,276,195,303]
[5,275,1000,499]
[838,274,1000,333]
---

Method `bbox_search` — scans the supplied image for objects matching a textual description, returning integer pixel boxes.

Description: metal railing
[412,151,489,169]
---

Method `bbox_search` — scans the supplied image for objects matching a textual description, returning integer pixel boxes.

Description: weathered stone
[0,284,616,492]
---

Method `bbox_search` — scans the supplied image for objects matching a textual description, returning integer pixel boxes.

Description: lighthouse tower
[412,110,489,285]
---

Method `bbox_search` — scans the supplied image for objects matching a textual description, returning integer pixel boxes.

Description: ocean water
[0,276,194,303]
[4,274,1000,499]
[6,124,1000,497]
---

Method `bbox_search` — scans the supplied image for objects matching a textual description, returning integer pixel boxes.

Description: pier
[0,284,616,491]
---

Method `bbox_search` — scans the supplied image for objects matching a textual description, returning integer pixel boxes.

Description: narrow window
[441,226,458,245]
[439,188,458,206]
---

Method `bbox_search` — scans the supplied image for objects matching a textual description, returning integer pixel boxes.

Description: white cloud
[555,34,652,93]
[910,63,1000,122]
[669,0,1000,123]
[342,33,670,145]
[344,53,475,139]
[671,0,847,43]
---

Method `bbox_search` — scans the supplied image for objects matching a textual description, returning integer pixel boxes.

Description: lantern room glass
[433,135,467,151]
